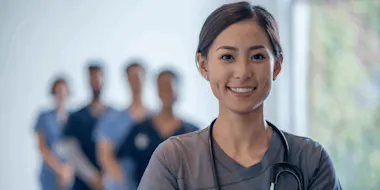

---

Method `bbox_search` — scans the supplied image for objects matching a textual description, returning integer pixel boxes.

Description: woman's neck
[128,99,147,121]
[131,93,143,106]
[56,103,66,114]
[157,106,175,120]
[56,103,67,124]
[153,106,181,138]
[129,99,143,110]
[214,104,271,155]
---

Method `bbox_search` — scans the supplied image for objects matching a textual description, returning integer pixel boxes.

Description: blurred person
[116,69,199,186]
[60,62,117,190]
[34,77,74,190]
[95,61,150,190]
[139,2,342,190]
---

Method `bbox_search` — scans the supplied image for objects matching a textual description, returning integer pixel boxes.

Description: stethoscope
[208,119,305,190]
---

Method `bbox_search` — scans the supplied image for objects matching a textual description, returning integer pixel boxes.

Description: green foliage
[309,1,380,189]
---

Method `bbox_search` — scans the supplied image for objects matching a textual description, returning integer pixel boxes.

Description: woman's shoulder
[154,128,209,162]
[284,132,325,154]
[163,127,208,151]
[283,132,338,185]
[36,109,56,119]
[181,120,201,132]
[34,109,56,131]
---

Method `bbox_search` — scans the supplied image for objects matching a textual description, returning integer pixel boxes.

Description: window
[306,0,380,189]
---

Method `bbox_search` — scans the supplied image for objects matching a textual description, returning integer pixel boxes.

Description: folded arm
[56,139,100,185]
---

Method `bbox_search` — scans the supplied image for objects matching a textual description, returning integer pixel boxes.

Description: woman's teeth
[229,87,254,93]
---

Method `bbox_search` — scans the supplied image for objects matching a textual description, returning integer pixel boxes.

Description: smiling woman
[138,2,342,190]
[197,17,281,114]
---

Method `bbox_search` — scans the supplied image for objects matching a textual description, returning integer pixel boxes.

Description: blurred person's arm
[98,139,125,186]
[56,139,101,184]
[34,113,68,177]
[58,114,103,189]
[35,113,73,188]
[95,116,127,187]
[36,131,65,175]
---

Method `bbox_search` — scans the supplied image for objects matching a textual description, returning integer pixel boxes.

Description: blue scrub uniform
[116,118,199,186]
[35,110,69,190]
[63,106,117,190]
[94,109,144,190]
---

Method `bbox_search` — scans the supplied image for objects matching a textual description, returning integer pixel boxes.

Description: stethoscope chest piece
[270,183,275,190]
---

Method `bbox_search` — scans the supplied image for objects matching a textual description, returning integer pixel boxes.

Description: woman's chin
[226,102,262,115]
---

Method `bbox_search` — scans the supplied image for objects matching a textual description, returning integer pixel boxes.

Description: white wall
[0,0,293,189]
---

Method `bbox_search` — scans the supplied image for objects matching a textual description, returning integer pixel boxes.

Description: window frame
[267,0,310,136]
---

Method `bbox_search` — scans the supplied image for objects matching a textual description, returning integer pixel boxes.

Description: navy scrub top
[116,118,199,185]
[62,106,116,190]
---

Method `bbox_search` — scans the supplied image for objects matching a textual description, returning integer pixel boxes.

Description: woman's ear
[273,54,283,80]
[196,53,209,81]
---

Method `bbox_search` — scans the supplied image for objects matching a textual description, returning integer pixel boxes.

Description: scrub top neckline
[53,109,68,126]
[125,107,150,123]
[212,127,282,179]
[150,118,185,139]
[86,104,112,119]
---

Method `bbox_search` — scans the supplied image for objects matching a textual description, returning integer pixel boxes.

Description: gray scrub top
[139,126,342,190]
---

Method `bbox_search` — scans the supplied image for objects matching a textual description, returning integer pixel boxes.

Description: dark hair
[157,69,179,83]
[87,60,104,72]
[51,77,68,95]
[125,61,145,74]
[196,2,282,59]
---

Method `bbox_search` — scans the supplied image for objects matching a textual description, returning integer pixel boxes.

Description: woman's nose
[233,59,252,80]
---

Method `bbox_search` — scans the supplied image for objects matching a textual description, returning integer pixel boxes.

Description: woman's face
[198,19,282,114]
[127,66,144,95]
[157,73,176,107]
[54,82,69,104]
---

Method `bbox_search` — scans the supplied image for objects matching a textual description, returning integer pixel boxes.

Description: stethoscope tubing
[208,119,304,190]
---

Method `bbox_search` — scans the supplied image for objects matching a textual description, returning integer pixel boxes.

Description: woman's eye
[220,54,234,61]
[251,54,265,61]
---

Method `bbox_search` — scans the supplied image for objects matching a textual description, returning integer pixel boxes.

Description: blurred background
[0,0,379,189]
